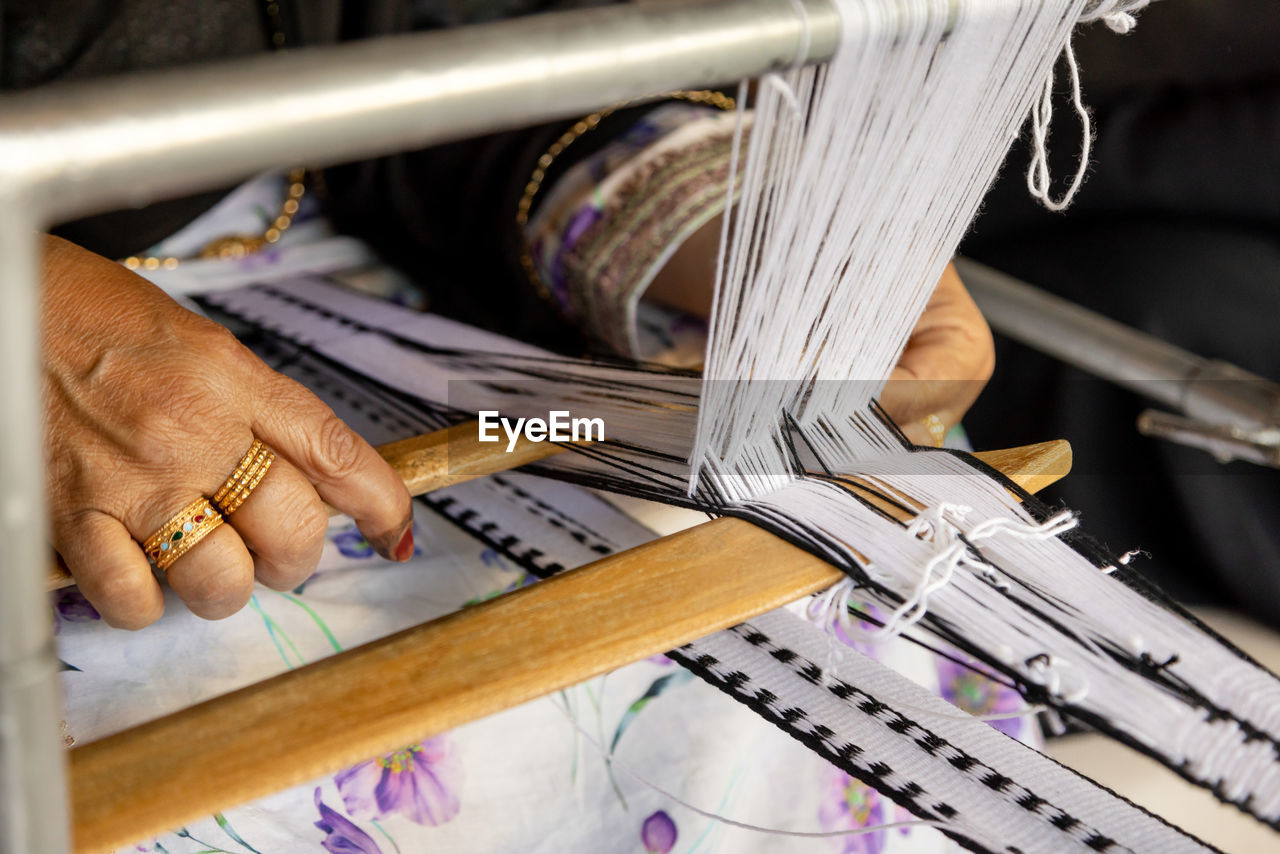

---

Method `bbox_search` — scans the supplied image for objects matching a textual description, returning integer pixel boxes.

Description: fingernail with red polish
[394,527,414,562]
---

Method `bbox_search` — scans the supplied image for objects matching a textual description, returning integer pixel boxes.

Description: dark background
[962,0,1280,625]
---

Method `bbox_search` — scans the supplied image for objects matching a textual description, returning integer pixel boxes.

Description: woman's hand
[42,235,414,629]
[878,262,995,446]
[647,219,994,445]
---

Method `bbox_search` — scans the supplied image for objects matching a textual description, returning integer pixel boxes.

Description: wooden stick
[374,419,571,494]
[67,439,1070,853]
[47,423,1068,589]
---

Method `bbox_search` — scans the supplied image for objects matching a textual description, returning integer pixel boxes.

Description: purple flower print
[548,205,604,298]
[233,245,284,272]
[334,525,422,561]
[55,589,100,622]
[818,767,886,854]
[479,548,509,569]
[641,810,678,853]
[894,803,915,836]
[463,570,538,607]
[562,205,603,251]
[336,737,462,826]
[332,528,375,559]
[52,588,100,635]
[812,597,886,657]
[500,571,538,594]
[667,313,708,336]
[936,657,1026,738]
[314,788,383,854]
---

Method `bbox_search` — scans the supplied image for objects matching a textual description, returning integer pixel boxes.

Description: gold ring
[922,414,949,448]
[212,439,276,516]
[143,497,224,571]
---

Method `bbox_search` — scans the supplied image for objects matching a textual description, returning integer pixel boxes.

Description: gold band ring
[212,439,276,516]
[921,414,949,448]
[143,497,224,571]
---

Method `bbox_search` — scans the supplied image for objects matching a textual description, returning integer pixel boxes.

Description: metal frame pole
[957,258,1280,430]
[0,218,68,854]
[0,1,838,850]
[0,0,840,226]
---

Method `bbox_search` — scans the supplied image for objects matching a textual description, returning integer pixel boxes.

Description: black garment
[317,0,614,350]
[1,0,599,349]
[963,0,1280,625]
[2,0,278,255]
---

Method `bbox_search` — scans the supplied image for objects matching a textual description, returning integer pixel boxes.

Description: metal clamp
[958,257,1280,470]
[1136,410,1280,469]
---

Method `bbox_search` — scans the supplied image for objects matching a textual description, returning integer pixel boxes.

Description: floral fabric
[55,173,1039,854]
[57,478,1037,853]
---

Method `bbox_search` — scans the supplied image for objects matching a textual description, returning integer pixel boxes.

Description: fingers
[119,482,257,621]
[56,511,165,630]
[901,265,994,384]
[881,263,996,443]
[253,375,413,561]
[226,455,329,591]
[162,523,257,620]
[62,456,324,624]
[883,369,973,446]
[41,235,398,626]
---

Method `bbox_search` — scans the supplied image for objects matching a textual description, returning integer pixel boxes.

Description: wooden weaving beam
[63,424,1070,853]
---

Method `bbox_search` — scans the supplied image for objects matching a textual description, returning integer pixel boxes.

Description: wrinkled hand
[648,218,994,445]
[878,262,995,446]
[42,235,413,629]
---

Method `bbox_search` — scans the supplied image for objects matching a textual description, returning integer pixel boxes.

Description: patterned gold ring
[922,414,949,448]
[212,439,276,516]
[142,497,224,571]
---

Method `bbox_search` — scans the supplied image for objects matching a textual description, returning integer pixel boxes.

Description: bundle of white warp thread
[688,0,1280,824]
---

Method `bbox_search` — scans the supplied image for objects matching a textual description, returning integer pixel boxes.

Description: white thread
[809,506,1076,648]
[908,503,970,540]
[963,509,1078,542]
[806,578,858,685]
[552,698,952,840]
[1026,39,1092,212]
[805,584,1049,723]
[869,543,963,640]
[863,504,969,640]
[805,576,855,627]
[1080,0,1150,34]
[881,697,1048,724]
[806,577,869,655]
[874,506,1074,641]
[762,73,805,118]
[1026,654,1090,704]
[1041,707,1070,737]
[1102,548,1143,574]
